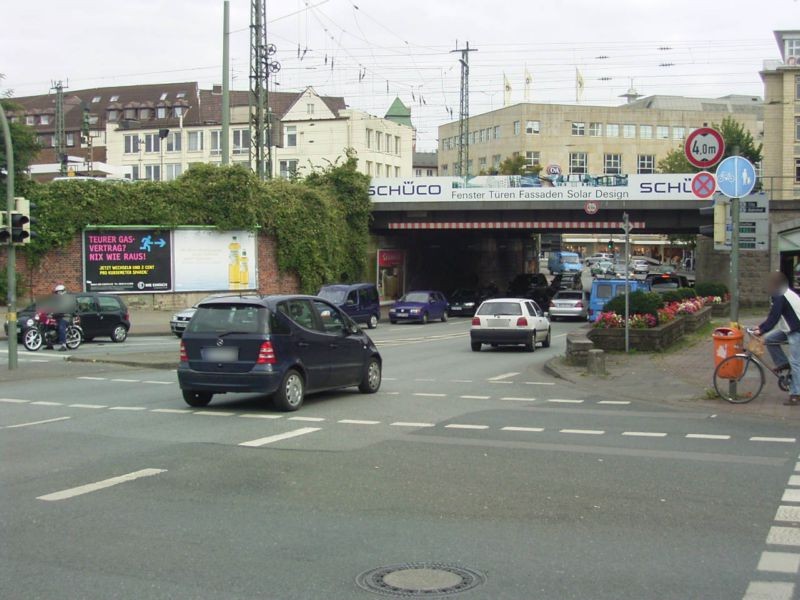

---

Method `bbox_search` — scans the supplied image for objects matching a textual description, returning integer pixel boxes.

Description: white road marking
[239,414,283,420]
[111,379,140,383]
[560,429,604,435]
[775,506,800,522]
[790,476,800,487]
[69,404,107,409]
[288,416,326,422]
[414,378,435,382]
[413,392,447,398]
[193,411,235,417]
[751,437,797,444]
[77,376,107,381]
[239,427,321,447]
[622,431,668,438]
[686,434,730,440]
[382,377,398,381]
[487,381,513,385]
[6,416,71,429]
[487,372,519,381]
[501,397,537,402]
[0,398,29,404]
[109,406,147,411]
[461,395,490,400]
[548,399,583,404]
[445,424,489,430]
[450,379,473,383]
[782,489,800,503]
[599,400,631,405]
[391,422,435,428]
[758,551,800,574]
[338,419,381,425]
[143,380,173,385]
[502,426,545,432]
[524,381,556,386]
[31,401,63,406]
[37,468,167,502]
[150,408,193,414]
[379,391,400,396]
[767,526,800,547]
[743,581,794,600]
[795,462,800,472]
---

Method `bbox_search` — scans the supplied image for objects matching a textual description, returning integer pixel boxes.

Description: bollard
[587,349,606,376]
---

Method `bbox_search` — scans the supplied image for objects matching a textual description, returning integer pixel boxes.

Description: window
[307,103,314,115]
[640,125,653,139]
[40,114,50,125]
[479,129,485,143]
[279,159,298,179]
[796,158,800,184]
[376,132,382,152]
[187,131,203,151]
[673,126,686,140]
[603,153,622,175]
[426,169,433,176]
[468,132,474,144]
[365,161,372,175]
[124,108,136,120]
[656,126,669,140]
[787,39,800,60]
[589,122,602,137]
[513,121,521,136]
[442,164,448,174]
[25,115,34,125]
[366,129,373,149]
[606,124,619,137]
[492,154,501,168]
[164,163,182,181]
[796,117,800,142]
[284,125,297,148]
[525,151,540,168]
[395,136,401,155]
[466,159,473,174]
[494,125,500,139]
[110,95,119,102]
[479,157,487,171]
[166,131,181,152]
[210,130,221,155]
[91,96,101,103]
[144,165,161,181]
[526,120,540,135]
[233,129,249,154]
[65,132,75,147]
[130,165,139,180]
[623,124,636,138]
[144,133,160,153]
[395,166,400,177]
[139,108,151,120]
[376,164,383,177]
[176,92,187,99]
[312,300,347,335]
[156,106,167,119]
[571,122,585,136]
[159,92,168,101]
[637,154,655,174]
[569,152,588,175]
[173,106,184,118]
[796,75,800,101]
[415,168,422,177]
[124,135,140,154]
[107,110,119,122]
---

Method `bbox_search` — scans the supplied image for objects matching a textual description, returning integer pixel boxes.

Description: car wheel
[390,319,397,324]
[182,390,212,407]
[359,358,382,393]
[421,312,429,324]
[441,311,448,322]
[551,315,559,322]
[471,341,482,352]
[111,324,128,343]
[542,328,551,348]
[525,332,536,352]
[273,369,305,412]
[174,332,183,338]
[367,314,378,329]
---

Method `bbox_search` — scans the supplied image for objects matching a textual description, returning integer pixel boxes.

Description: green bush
[659,290,682,305]
[0,269,26,304]
[695,282,728,297]
[604,291,664,317]
[677,287,697,299]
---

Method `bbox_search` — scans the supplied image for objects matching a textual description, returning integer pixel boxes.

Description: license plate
[488,319,510,327]
[397,313,409,318]
[202,347,238,362]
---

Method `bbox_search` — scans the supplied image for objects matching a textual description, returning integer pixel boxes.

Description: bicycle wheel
[713,355,765,404]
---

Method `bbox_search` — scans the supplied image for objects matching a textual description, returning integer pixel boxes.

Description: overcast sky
[2,0,797,150]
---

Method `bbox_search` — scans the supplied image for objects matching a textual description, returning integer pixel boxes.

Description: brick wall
[0,232,299,308]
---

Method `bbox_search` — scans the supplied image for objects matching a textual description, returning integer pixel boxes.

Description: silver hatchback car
[548,290,589,321]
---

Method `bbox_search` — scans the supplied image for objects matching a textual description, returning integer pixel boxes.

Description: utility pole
[0,107,18,370]
[622,212,632,354]
[221,0,231,165]
[249,0,279,179]
[450,42,477,182]
[52,80,67,175]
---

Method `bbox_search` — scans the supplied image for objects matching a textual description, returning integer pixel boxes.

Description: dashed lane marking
[501,426,545,433]
[31,401,63,406]
[461,395,490,400]
[239,427,321,448]
[622,431,668,438]
[548,399,583,404]
[445,424,490,430]
[413,392,447,398]
[758,551,800,574]
[450,379,473,383]
[560,429,605,435]
[686,434,730,440]
[69,404,107,409]
[487,381,514,385]
[599,400,631,405]
[524,381,556,386]
[487,372,520,381]
[143,381,173,385]
[194,411,235,417]
[0,398,29,404]
[6,416,71,429]
[743,581,794,600]
[500,397,537,402]
[77,377,107,381]
[338,419,381,425]
[288,416,326,422]
[37,468,167,502]
[109,406,147,411]
[239,414,282,420]
[150,408,193,414]
[391,422,435,428]
[751,437,797,444]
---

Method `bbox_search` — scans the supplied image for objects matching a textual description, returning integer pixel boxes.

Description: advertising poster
[173,229,258,291]
[84,229,172,292]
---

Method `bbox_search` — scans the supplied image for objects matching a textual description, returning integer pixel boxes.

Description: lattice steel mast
[450,43,477,180]
[249,0,279,179]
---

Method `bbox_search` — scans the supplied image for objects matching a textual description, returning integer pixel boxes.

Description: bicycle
[713,328,792,403]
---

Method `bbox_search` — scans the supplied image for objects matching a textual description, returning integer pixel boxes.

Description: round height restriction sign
[685,127,725,169]
[584,200,599,215]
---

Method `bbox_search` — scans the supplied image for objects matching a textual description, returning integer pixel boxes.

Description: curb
[543,356,578,384]
[66,357,177,370]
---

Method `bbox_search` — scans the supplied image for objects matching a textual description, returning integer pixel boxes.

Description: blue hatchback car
[389,291,449,324]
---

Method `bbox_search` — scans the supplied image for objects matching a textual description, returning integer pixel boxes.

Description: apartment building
[437,96,763,177]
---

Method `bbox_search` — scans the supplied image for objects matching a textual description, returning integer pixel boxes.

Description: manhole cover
[356,563,486,597]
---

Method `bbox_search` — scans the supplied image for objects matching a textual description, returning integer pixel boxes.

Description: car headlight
[410,308,420,314]
[25,318,34,327]
[172,314,180,321]
[464,302,475,307]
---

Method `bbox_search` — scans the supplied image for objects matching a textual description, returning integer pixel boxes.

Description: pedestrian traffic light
[11,197,31,244]
[0,212,9,245]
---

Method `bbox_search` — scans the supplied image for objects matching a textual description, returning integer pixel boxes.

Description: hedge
[604,291,664,317]
[694,282,729,297]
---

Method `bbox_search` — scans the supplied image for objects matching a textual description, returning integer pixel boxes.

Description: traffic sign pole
[730,196,740,325]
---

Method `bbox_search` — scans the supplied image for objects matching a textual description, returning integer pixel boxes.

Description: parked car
[447,289,484,317]
[470,298,551,352]
[547,251,582,275]
[549,290,589,321]
[645,273,691,293]
[389,291,449,324]
[5,292,130,343]
[170,294,234,337]
[317,283,381,329]
[506,273,552,306]
[585,253,613,267]
[588,278,650,322]
[178,295,382,411]
[631,259,650,276]
[591,260,615,277]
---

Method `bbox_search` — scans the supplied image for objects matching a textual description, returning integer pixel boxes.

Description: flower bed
[588,315,686,352]
[684,305,712,332]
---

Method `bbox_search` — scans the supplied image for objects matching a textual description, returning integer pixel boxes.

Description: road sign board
[715,156,757,198]
[691,171,716,199]
[713,193,769,252]
[583,200,599,215]
[685,127,725,169]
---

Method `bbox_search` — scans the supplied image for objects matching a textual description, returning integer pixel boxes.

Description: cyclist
[753,272,800,406]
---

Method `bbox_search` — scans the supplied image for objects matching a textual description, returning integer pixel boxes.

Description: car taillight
[124,312,130,321]
[179,341,188,362]
[471,317,480,326]
[516,317,528,326]
[575,301,583,308]
[256,341,276,365]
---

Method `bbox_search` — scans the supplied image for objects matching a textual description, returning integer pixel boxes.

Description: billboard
[84,229,172,292]
[173,230,258,291]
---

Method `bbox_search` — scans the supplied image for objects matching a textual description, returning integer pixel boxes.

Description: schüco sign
[368,175,711,203]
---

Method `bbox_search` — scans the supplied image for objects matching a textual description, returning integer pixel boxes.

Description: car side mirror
[346,298,356,306]
[429,298,436,304]
[348,323,360,335]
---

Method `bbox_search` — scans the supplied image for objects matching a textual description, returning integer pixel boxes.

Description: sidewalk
[546,317,800,421]
[0,308,174,339]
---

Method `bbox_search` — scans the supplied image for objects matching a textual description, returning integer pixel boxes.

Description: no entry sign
[691,171,716,199]
[584,200,599,215]
[685,127,725,169]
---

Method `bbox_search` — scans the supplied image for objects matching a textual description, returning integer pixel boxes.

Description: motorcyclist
[48,284,72,351]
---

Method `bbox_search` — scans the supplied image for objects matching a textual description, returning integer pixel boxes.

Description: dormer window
[124,108,137,120]
[160,92,168,101]
[156,106,167,119]
[40,114,50,125]
[140,108,151,120]
[173,106,183,117]
[110,95,119,102]
[25,115,34,125]
[787,38,800,61]
[92,96,101,103]
[176,92,186,99]
[108,109,119,121]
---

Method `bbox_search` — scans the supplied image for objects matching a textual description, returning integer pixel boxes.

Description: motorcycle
[21,311,83,352]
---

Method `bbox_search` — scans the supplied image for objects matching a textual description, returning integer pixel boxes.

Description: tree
[0,98,41,189]
[497,155,542,176]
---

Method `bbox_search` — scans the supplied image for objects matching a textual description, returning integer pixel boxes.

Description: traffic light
[10,197,31,244]
[0,212,9,245]
[607,239,614,251]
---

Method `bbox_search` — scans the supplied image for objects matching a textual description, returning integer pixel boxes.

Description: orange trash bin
[713,327,744,379]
